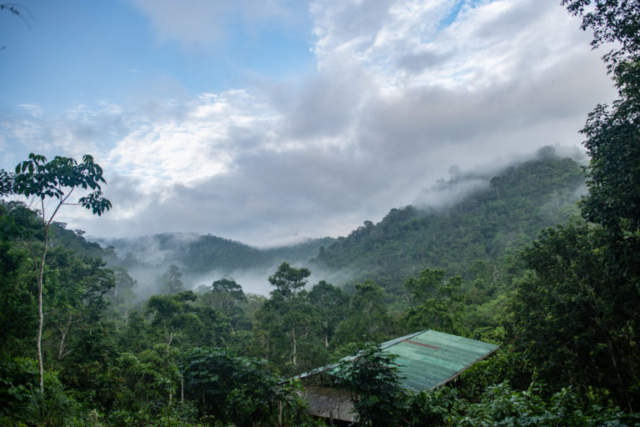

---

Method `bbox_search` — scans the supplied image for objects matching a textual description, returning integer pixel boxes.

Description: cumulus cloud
[1,0,618,246]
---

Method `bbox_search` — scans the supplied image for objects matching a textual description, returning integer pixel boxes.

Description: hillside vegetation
[99,151,583,298]
[1,0,640,423]
[315,151,584,292]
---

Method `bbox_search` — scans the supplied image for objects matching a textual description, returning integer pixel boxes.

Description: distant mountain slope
[94,151,584,296]
[175,234,268,272]
[99,232,335,273]
[177,235,335,273]
[264,237,337,265]
[93,233,336,296]
[312,153,585,292]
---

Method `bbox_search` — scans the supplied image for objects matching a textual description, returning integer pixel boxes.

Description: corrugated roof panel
[380,329,498,391]
[410,331,496,353]
[393,341,472,366]
[388,345,463,372]
[397,367,445,390]
[296,330,498,392]
[379,331,424,349]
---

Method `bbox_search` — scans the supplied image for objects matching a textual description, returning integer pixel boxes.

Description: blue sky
[1,0,314,112]
[0,0,617,246]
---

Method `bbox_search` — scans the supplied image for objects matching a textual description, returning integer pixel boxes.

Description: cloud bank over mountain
[1,0,616,246]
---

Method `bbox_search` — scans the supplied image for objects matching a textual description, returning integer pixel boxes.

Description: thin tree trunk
[167,328,173,350]
[58,315,73,360]
[324,321,329,348]
[36,218,49,393]
[36,191,72,394]
[292,327,297,366]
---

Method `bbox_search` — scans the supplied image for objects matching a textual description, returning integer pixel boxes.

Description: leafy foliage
[314,154,584,293]
[334,280,399,348]
[453,382,638,427]
[562,0,640,69]
[402,269,466,334]
[211,277,245,301]
[268,261,311,298]
[507,0,640,413]
[12,154,111,215]
[161,264,186,294]
[4,153,112,393]
[182,347,313,426]
[1,89,638,426]
[336,344,407,427]
[579,86,640,234]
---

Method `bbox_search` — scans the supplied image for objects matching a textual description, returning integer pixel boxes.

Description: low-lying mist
[414,145,586,211]
[91,145,587,303]
[100,237,352,302]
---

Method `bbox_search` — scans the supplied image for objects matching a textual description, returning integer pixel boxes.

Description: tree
[200,278,247,333]
[182,347,311,426]
[336,344,406,427]
[512,221,640,410]
[578,97,640,234]
[335,280,397,348]
[402,269,465,334]
[268,263,312,368]
[110,267,137,324]
[116,345,182,416]
[268,262,310,298]
[561,0,640,234]
[147,291,229,350]
[211,277,245,301]
[3,153,111,392]
[0,203,38,356]
[562,0,640,70]
[160,264,185,294]
[308,280,349,348]
[508,0,640,412]
[44,248,115,362]
[252,263,316,371]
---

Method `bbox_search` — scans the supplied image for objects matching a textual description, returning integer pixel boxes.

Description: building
[298,329,499,424]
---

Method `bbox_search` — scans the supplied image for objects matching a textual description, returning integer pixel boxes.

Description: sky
[0,0,617,247]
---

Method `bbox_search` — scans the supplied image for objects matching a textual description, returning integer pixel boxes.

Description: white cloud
[1,0,618,246]
[106,90,278,193]
[18,103,43,118]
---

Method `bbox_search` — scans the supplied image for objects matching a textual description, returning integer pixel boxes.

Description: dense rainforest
[96,149,583,300]
[313,150,585,291]
[98,233,336,276]
[2,0,640,425]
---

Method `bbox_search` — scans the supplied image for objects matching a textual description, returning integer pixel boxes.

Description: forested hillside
[315,150,585,292]
[101,234,334,272]
[93,232,334,297]
[1,1,640,425]
[97,150,582,298]
[1,147,639,425]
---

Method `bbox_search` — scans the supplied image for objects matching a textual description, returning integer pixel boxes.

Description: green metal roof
[297,330,498,392]
[378,330,499,392]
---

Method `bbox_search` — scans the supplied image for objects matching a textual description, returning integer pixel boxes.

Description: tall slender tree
[3,153,111,392]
